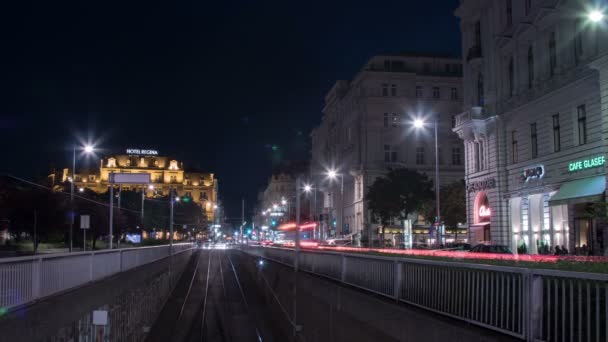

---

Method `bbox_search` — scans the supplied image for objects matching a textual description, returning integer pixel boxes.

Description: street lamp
[588,9,604,23]
[412,117,442,246]
[326,168,344,239]
[70,143,95,252]
[303,183,318,240]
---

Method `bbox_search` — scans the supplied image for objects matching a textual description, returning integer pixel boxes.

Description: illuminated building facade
[311,53,464,245]
[455,0,608,255]
[64,149,218,221]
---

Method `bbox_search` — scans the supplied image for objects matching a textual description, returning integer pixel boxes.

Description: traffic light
[246,228,252,235]
[271,220,277,226]
[332,219,337,227]
[182,196,191,203]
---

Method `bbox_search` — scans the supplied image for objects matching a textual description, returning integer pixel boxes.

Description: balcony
[466,45,482,62]
[453,107,495,142]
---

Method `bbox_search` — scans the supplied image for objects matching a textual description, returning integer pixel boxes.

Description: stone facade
[65,150,218,222]
[311,53,464,244]
[455,0,608,255]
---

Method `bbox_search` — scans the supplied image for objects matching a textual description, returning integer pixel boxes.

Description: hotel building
[63,149,218,222]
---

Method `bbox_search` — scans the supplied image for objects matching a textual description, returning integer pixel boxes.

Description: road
[148,247,518,342]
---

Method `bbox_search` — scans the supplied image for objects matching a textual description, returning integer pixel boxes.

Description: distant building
[255,161,310,231]
[311,53,464,246]
[454,0,608,255]
[63,149,218,222]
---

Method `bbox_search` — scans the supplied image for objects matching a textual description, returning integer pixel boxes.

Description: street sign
[109,173,151,184]
[80,215,90,229]
[92,310,108,326]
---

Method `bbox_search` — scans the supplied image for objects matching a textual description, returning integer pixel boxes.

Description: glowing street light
[175,196,181,202]
[281,199,287,205]
[412,115,441,246]
[148,184,154,190]
[303,184,312,192]
[69,143,96,252]
[589,10,604,23]
[327,169,338,179]
[272,204,278,210]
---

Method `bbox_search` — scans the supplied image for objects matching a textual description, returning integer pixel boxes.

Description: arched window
[107,157,117,168]
[527,46,534,89]
[477,72,484,106]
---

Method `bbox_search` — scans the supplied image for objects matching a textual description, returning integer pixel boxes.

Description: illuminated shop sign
[126,149,159,156]
[568,156,605,172]
[522,165,544,182]
[467,178,496,193]
[478,205,491,218]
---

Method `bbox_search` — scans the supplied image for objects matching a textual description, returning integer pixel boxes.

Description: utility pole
[109,183,114,250]
[141,186,145,230]
[33,210,37,255]
[295,177,301,270]
[241,198,245,244]
[169,188,174,255]
[70,146,75,252]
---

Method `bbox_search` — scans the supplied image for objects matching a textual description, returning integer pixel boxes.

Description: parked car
[469,244,513,254]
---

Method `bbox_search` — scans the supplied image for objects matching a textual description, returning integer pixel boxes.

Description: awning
[549,175,606,206]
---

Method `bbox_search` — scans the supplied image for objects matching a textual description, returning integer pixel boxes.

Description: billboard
[109,173,151,184]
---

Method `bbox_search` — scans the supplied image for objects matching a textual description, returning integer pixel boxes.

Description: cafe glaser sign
[126,148,159,156]
[568,155,605,172]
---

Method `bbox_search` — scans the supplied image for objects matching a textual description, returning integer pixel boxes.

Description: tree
[365,168,434,246]
[421,180,467,242]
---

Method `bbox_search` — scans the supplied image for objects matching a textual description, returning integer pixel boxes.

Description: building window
[416,86,423,98]
[382,84,388,96]
[88,175,96,181]
[508,57,514,97]
[391,84,397,96]
[170,175,177,183]
[391,113,398,127]
[511,130,518,164]
[530,123,538,158]
[577,104,587,145]
[474,21,481,48]
[384,145,397,162]
[416,147,425,165]
[383,113,389,128]
[506,0,512,26]
[525,0,531,15]
[452,147,462,165]
[552,114,561,152]
[423,63,430,73]
[451,115,456,128]
[527,46,534,89]
[450,87,458,100]
[432,87,440,99]
[477,73,484,106]
[575,20,583,65]
[549,32,557,77]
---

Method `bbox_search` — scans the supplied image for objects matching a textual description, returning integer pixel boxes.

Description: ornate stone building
[63,149,218,221]
[454,0,608,255]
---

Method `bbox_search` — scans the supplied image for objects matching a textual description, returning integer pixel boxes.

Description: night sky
[0,0,461,222]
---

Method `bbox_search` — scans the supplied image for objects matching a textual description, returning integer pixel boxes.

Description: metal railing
[243,246,608,342]
[0,243,194,311]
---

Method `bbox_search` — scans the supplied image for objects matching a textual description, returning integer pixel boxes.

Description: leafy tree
[365,168,434,246]
[422,180,467,241]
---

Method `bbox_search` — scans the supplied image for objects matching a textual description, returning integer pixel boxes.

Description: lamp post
[70,144,94,252]
[303,183,317,239]
[326,169,344,238]
[588,9,605,23]
[413,117,441,246]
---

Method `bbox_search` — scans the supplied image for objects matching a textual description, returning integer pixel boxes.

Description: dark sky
[0,0,461,222]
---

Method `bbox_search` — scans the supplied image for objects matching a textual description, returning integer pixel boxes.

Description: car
[469,244,513,254]
[325,238,352,246]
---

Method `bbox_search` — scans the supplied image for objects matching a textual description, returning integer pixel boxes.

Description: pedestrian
[554,245,561,255]
[561,245,568,255]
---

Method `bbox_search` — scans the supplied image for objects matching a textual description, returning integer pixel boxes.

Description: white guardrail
[243,246,608,342]
[0,243,194,311]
